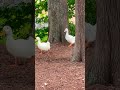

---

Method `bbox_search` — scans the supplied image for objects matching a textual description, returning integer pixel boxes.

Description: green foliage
[35,0,48,42]
[68,0,96,24]
[35,27,48,42]
[68,22,75,36]
[85,0,96,25]
[14,23,32,39]
[35,0,48,23]
[67,0,75,19]
[0,2,33,42]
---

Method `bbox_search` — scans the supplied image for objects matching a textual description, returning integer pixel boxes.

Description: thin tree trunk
[48,0,68,43]
[71,0,85,62]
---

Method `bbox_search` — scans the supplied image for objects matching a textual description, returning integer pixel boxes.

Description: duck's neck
[6,33,14,41]
[66,31,69,36]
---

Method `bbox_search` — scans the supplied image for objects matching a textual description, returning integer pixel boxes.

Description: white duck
[2,25,35,66]
[85,23,96,48]
[35,37,50,54]
[64,28,75,47]
[85,22,96,42]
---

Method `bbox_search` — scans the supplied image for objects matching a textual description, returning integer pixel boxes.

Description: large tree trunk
[48,0,68,43]
[0,0,3,4]
[71,0,85,62]
[109,1,120,87]
[86,0,120,88]
[3,0,14,4]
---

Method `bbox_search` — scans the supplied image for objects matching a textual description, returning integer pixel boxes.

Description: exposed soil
[35,43,85,90]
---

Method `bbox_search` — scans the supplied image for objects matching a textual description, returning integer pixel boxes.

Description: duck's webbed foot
[68,43,73,47]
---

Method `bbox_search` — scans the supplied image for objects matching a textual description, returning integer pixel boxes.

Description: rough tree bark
[71,0,85,62]
[86,0,120,88]
[48,0,68,43]
[3,0,14,4]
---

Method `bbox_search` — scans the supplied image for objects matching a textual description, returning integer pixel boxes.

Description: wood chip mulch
[35,43,85,90]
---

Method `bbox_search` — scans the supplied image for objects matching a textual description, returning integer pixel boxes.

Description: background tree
[48,0,68,43]
[71,0,85,62]
[86,0,120,88]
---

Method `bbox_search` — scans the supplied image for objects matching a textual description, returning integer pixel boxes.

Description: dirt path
[35,43,85,90]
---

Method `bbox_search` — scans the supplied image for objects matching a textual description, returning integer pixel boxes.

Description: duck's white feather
[3,26,34,58]
[36,37,50,51]
[85,23,96,42]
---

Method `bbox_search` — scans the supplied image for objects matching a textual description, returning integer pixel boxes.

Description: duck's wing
[68,35,75,39]
[39,42,50,47]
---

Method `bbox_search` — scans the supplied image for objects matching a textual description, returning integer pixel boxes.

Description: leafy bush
[0,2,33,41]
[85,0,96,25]
[67,0,75,19]
[35,27,48,42]
[68,22,75,36]
[35,0,48,23]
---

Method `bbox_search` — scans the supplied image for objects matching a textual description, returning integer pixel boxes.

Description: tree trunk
[71,0,85,62]
[0,0,3,4]
[86,0,120,88]
[48,0,68,43]
[109,1,120,87]
[3,0,14,4]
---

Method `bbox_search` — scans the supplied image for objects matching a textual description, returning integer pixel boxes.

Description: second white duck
[2,25,35,67]
[64,28,75,47]
[35,37,50,54]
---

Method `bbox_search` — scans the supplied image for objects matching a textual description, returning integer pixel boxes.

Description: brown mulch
[0,44,34,90]
[35,43,85,90]
[1,41,119,90]
[0,43,85,90]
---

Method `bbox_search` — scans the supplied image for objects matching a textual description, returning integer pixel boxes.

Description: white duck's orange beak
[0,31,5,37]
